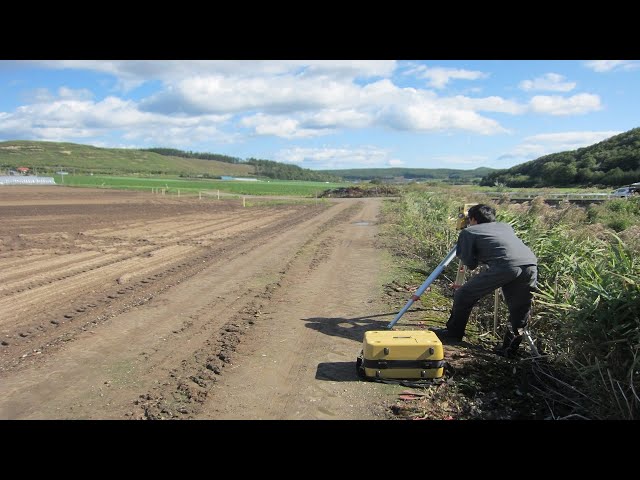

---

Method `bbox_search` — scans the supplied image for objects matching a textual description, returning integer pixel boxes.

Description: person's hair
[468,204,496,224]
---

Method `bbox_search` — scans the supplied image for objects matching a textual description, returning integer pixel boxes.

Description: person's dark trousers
[446,265,537,336]
[502,265,537,332]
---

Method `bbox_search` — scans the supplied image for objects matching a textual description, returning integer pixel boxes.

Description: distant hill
[0,140,254,177]
[0,141,339,181]
[481,127,640,188]
[0,140,497,184]
[140,147,243,164]
[144,147,340,182]
[319,167,495,183]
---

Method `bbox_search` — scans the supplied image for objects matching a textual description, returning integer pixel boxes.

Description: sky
[0,60,638,171]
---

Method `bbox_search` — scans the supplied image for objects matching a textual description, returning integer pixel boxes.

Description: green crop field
[53,174,348,197]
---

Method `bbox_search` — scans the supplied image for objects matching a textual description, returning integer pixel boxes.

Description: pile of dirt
[319,185,400,198]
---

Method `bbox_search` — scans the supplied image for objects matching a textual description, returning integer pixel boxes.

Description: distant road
[482,192,613,205]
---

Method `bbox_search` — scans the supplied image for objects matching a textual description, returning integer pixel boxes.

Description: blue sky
[0,60,638,171]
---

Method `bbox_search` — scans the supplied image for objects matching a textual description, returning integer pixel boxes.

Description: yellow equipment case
[357,330,445,380]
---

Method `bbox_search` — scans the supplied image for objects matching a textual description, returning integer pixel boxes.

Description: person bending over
[430,204,538,358]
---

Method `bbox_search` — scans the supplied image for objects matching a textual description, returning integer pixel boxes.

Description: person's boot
[494,328,523,358]
[429,327,463,341]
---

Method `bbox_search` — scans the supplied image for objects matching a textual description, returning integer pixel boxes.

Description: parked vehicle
[611,183,640,198]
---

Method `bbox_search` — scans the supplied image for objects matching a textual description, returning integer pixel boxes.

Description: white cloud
[500,130,622,163]
[164,76,515,138]
[58,87,94,101]
[121,123,233,147]
[27,60,397,92]
[140,73,363,115]
[276,146,395,169]
[23,87,94,104]
[584,60,640,72]
[0,95,231,145]
[519,73,576,92]
[529,93,601,115]
[240,114,328,139]
[377,101,508,135]
[301,109,372,129]
[298,60,397,78]
[441,95,525,114]
[523,131,620,146]
[407,65,489,89]
[3,61,519,144]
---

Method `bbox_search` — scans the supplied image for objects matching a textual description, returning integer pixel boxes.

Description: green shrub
[535,236,639,418]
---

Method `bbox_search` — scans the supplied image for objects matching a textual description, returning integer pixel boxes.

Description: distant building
[0,176,55,185]
[16,167,30,175]
[220,176,258,182]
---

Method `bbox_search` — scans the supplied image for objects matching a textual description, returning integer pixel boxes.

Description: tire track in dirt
[0,251,102,291]
[0,201,330,373]
[130,202,365,419]
[0,195,369,419]
[83,208,281,242]
[0,209,289,297]
[198,198,395,420]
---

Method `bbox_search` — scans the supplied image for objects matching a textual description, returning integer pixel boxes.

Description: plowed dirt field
[0,186,401,419]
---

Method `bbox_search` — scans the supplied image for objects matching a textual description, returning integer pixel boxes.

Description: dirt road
[0,186,400,419]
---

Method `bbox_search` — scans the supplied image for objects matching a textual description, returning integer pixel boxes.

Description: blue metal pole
[386,244,458,329]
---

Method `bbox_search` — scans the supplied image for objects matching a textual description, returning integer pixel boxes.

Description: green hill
[481,127,640,188]
[6,131,638,188]
[319,167,495,183]
[0,140,254,177]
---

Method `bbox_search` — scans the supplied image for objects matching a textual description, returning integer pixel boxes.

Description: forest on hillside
[320,167,495,183]
[140,148,340,182]
[481,128,640,188]
[141,148,243,164]
[245,158,340,182]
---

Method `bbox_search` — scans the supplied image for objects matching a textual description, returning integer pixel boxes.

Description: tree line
[320,167,494,183]
[245,158,341,182]
[141,148,243,164]
[141,147,341,182]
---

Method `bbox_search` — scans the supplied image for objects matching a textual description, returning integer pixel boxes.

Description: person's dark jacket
[456,222,537,270]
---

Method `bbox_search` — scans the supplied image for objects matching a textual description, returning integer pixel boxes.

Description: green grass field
[54,174,348,197]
